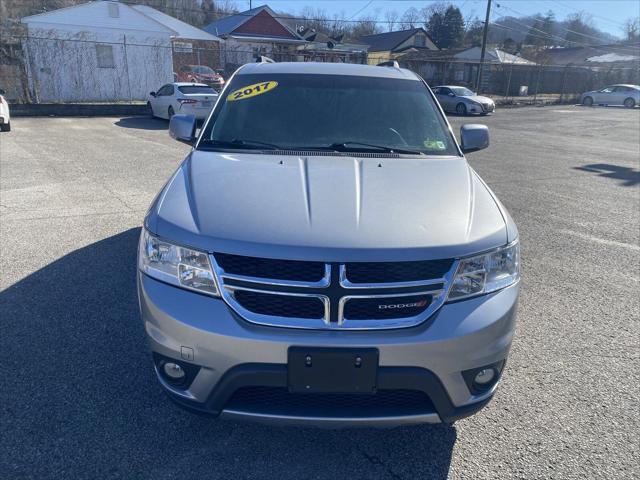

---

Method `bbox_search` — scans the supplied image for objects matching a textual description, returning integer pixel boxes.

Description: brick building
[203,5,306,70]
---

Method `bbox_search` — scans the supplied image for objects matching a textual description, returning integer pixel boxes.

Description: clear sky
[248,0,640,38]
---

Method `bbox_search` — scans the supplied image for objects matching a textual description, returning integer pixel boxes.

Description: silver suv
[137,62,520,427]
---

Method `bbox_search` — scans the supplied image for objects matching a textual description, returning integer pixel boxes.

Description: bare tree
[384,10,399,32]
[622,18,640,41]
[298,6,331,34]
[350,14,380,38]
[399,7,421,29]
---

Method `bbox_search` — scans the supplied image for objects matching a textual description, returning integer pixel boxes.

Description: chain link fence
[1,31,637,105]
[0,33,367,104]
[401,56,639,105]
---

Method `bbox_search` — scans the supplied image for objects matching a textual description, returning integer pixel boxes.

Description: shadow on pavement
[0,228,457,479]
[574,163,640,187]
[115,116,167,130]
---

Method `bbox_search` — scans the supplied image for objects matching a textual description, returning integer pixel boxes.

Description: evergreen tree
[427,5,464,49]
[426,12,445,48]
[541,10,556,44]
[502,37,517,54]
[425,5,465,48]
[441,6,465,48]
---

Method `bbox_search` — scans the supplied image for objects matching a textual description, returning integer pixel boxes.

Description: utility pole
[475,0,492,93]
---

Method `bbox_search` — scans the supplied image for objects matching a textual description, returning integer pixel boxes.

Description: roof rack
[377,60,400,68]
[255,55,276,63]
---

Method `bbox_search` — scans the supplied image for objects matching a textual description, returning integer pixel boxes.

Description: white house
[21,1,220,102]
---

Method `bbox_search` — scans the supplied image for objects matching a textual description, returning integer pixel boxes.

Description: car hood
[466,95,494,104]
[147,151,509,261]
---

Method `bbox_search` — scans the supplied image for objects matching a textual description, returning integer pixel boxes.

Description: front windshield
[193,66,215,74]
[199,73,458,156]
[451,87,475,96]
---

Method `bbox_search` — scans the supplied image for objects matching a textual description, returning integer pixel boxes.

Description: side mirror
[460,124,489,154]
[150,91,156,97]
[169,114,197,145]
[448,92,456,97]
[0,88,5,95]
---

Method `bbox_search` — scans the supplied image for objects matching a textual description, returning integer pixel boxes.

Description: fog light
[474,368,495,385]
[163,362,186,380]
[462,360,505,395]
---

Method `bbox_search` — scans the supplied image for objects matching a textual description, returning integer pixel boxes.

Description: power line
[487,14,639,55]
[13,0,635,38]
[497,2,620,44]
[549,0,629,28]
[492,5,639,52]
[348,0,375,20]
[7,33,637,70]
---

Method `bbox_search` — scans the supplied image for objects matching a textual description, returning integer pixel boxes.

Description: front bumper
[138,273,518,426]
[467,103,495,114]
[481,103,495,113]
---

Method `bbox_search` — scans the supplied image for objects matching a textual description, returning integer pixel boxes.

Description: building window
[415,35,426,47]
[96,44,115,68]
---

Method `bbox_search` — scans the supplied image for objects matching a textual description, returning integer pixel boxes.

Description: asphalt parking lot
[1,105,638,479]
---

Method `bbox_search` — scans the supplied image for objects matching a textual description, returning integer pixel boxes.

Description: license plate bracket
[288,347,378,394]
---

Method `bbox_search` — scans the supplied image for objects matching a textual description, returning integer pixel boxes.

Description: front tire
[456,103,467,116]
[582,96,594,106]
[168,106,174,119]
[623,97,636,108]
[0,122,10,132]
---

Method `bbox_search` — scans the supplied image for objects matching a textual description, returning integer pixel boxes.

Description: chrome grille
[212,254,457,330]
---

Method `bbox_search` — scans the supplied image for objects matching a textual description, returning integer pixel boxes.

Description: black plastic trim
[160,363,496,424]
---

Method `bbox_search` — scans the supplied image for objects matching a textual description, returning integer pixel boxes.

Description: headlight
[138,229,219,296]
[447,241,520,301]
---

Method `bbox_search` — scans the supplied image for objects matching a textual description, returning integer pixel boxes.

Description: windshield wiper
[201,138,282,150]
[328,141,423,155]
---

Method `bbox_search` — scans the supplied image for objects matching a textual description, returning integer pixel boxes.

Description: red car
[176,65,224,89]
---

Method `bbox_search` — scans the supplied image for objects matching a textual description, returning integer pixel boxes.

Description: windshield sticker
[424,139,446,150]
[228,81,278,102]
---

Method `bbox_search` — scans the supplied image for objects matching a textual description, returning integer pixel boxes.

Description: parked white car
[0,88,11,132]
[581,84,640,108]
[148,83,219,120]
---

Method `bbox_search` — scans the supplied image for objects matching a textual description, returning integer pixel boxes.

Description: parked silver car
[138,62,520,427]
[581,84,639,108]
[434,85,496,115]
